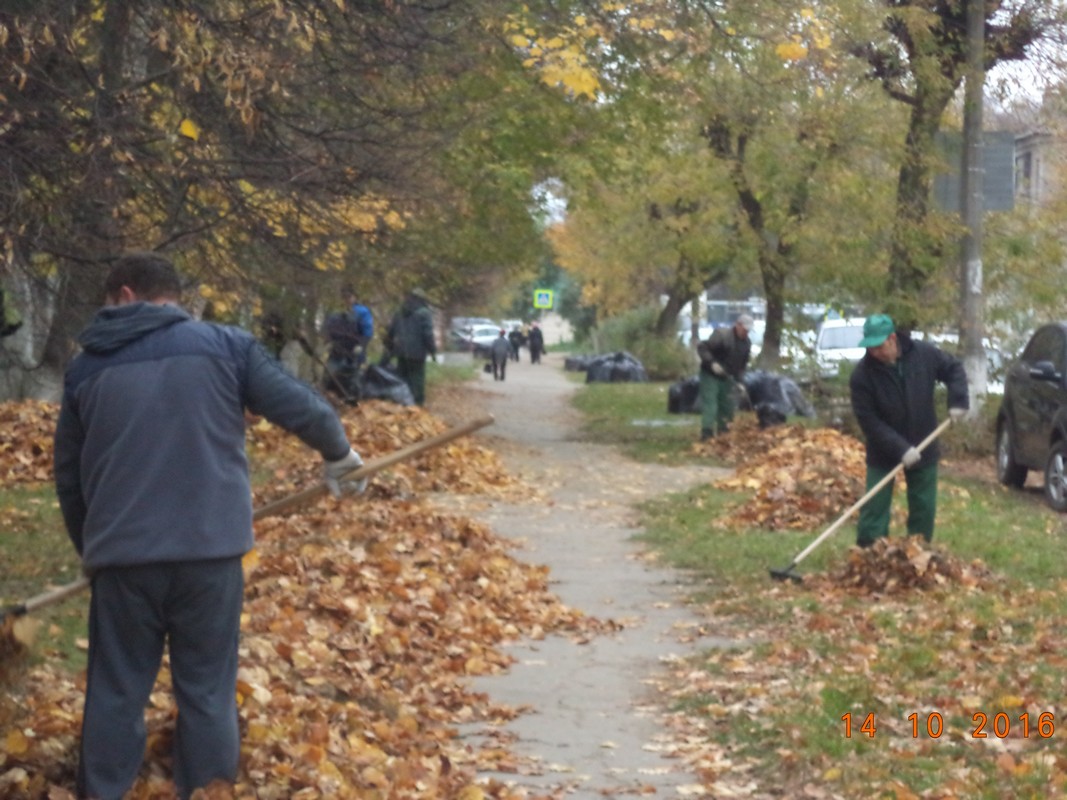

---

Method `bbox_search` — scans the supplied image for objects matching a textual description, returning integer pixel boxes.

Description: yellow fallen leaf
[178,117,201,141]
[3,728,29,755]
[997,694,1025,709]
[11,615,41,646]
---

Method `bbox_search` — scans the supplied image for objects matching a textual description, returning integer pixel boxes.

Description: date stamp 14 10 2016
[842,711,1056,740]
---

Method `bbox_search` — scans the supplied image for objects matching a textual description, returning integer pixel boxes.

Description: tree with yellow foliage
[0,0,576,392]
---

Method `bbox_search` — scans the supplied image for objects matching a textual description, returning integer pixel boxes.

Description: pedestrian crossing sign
[533,289,554,309]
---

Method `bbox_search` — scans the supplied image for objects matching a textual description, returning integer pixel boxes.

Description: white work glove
[901,447,922,469]
[949,407,966,423]
[324,448,367,497]
[710,362,726,377]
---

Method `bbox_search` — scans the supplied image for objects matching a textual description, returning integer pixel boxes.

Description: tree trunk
[886,93,953,326]
[655,289,691,338]
[960,0,988,407]
[41,0,134,375]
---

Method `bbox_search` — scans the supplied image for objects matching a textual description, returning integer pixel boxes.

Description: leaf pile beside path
[704,418,868,531]
[807,535,995,595]
[0,398,600,799]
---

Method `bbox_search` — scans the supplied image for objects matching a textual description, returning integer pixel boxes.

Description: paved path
[434,352,732,798]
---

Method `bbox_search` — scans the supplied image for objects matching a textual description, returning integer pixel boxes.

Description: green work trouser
[856,462,938,547]
[699,371,734,435]
[395,356,427,406]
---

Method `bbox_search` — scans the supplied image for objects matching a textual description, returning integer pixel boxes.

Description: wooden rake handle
[784,417,952,570]
[1,414,495,622]
[252,414,495,518]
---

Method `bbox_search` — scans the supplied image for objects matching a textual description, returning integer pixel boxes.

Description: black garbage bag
[585,351,648,384]
[564,355,595,372]
[360,364,415,406]
[741,369,815,428]
[667,376,701,414]
[667,374,745,415]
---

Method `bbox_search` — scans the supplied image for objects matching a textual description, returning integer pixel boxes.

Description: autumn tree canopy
[848,0,1066,325]
[531,0,1067,352]
[0,0,577,393]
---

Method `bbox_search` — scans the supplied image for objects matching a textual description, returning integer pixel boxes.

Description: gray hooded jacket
[54,302,350,569]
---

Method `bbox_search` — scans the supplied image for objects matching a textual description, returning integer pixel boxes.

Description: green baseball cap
[858,314,895,348]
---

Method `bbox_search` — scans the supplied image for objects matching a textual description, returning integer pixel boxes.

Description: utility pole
[960,0,988,407]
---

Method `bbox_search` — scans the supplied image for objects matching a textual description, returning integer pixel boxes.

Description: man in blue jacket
[849,314,968,547]
[53,252,366,800]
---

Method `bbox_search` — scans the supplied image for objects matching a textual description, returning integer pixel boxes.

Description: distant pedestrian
[53,252,365,800]
[528,322,545,364]
[490,329,511,381]
[696,315,753,440]
[850,314,968,547]
[383,288,437,405]
[508,326,524,361]
[342,285,374,367]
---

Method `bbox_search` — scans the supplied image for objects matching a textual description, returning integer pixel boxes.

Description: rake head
[769,565,803,583]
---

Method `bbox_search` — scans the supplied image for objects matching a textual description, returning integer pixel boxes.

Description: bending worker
[696,314,753,441]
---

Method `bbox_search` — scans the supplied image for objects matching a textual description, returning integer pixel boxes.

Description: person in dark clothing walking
[527,322,545,364]
[507,326,524,361]
[383,288,437,405]
[490,328,511,381]
[849,314,968,547]
[53,252,365,800]
[696,315,753,440]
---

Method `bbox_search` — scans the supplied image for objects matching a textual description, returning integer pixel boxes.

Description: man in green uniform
[849,314,969,546]
[696,314,753,441]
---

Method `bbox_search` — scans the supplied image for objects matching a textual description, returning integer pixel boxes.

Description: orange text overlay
[842,711,1056,740]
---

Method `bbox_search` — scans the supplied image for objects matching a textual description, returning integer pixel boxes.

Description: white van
[814,318,867,377]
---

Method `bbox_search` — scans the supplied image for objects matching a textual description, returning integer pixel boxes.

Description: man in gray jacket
[489,328,511,381]
[54,252,365,800]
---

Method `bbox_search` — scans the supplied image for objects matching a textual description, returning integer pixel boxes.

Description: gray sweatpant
[78,557,243,800]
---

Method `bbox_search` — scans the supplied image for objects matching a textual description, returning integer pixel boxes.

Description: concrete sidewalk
[447,352,733,798]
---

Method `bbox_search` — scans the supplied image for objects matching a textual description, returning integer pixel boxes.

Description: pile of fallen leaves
[0,400,57,485]
[248,400,530,505]
[812,535,994,595]
[0,397,524,502]
[0,397,600,799]
[707,418,868,531]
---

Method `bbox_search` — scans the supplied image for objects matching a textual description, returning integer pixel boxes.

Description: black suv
[996,323,1067,510]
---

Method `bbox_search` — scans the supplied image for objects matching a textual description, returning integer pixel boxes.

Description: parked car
[813,318,867,378]
[995,323,1067,511]
[451,316,496,332]
[451,324,503,356]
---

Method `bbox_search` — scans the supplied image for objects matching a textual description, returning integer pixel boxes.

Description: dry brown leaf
[0,397,607,799]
